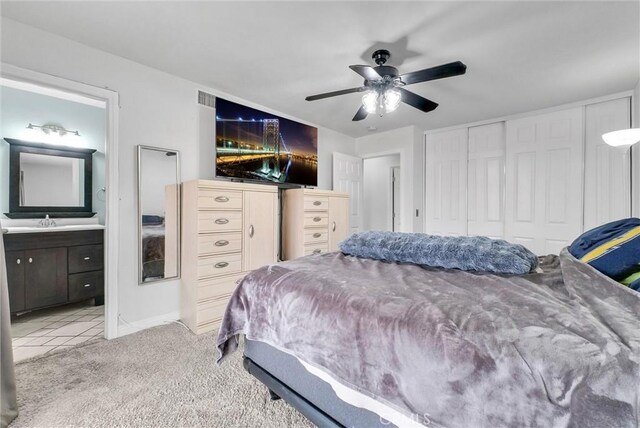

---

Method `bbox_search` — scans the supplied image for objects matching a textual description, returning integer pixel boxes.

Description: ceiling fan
[305,49,467,121]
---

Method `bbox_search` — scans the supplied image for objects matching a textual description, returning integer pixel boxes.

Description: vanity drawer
[198,190,243,210]
[304,196,329,211]
[304,229,328,244]
[68,244,104,273]
[304,243,328,256]
[303,212,328,228]
[68,271,104,301]
[198,253,242,279]
[198,211,242,232]
[198,232,242,256]
[197,273,245,303]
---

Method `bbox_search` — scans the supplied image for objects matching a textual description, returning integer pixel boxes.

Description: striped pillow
[569,218,640,281]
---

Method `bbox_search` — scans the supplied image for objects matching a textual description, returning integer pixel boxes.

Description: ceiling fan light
[602,128,640,147]
[362,91,378,114]
[384,89,401,113]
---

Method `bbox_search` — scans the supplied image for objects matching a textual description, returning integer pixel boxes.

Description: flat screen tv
[215,97,318,187]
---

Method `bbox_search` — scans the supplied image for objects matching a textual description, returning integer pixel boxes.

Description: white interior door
[584,97,631,230]
[467,122,506,239]
[392,166,401,232]
[333,152,363,233]
[505,107,584,255]
[424,128,468,236]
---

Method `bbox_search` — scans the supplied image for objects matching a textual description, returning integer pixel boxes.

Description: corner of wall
[633,80,640,217]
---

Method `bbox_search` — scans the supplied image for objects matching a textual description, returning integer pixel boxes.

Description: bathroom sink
[4,224,106,234]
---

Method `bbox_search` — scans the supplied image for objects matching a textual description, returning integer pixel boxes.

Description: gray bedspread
[217,250,640,428]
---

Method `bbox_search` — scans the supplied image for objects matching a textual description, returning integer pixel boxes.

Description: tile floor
[11,301,104,362]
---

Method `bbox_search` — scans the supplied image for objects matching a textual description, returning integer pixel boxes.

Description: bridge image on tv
[215,98,318,186]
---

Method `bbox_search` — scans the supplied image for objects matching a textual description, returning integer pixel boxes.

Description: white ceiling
[2,1,638,138]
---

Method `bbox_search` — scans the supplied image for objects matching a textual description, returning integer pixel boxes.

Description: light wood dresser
[181,180,278,334]
[282,188,350,260]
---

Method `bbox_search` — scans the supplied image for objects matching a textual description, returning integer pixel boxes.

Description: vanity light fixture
[26,123,81,137]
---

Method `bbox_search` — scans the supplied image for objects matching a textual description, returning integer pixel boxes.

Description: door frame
[1,62,120,339]
[389,165,401,232]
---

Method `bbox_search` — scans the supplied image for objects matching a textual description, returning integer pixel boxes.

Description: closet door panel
[467,122,505,238]
[505,107,584,255]
[584,98,631,230]
[425,128,468,236]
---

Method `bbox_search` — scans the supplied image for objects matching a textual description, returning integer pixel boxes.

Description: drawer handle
[16,258,20,265]
[312,249,322,255]
[215,218,229,225]
[28,258,33,264]
[215,240,229,247]
[313,232,322,238]
[248,225,254,238]
[313,200,322,206]
[214,196,229,203]
[332,221,336,232]
[84,256,91,261]
[313,217,321,222]
[83,283,92,288]
[215,262,229,269]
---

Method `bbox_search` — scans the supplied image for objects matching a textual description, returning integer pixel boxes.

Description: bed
[141,215,165,281]
[217,250,640,427]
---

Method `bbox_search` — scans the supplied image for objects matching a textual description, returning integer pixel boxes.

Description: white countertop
[3,224,106,234]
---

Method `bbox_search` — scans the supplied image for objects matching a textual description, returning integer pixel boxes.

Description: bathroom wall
[0,84,107,223]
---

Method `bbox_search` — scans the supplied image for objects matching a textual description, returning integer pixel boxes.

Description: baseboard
[116,311,181,338]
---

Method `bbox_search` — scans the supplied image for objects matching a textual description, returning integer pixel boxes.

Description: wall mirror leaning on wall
[137,145,181,284]
[4,138,96,218]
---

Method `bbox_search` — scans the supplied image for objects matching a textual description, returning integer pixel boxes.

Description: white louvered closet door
[424,128,468,236]
[584,98,631,231]
[467,122,506,239]
[505,107,584,255]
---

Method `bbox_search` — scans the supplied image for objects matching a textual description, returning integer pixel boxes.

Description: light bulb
[602,128,640,147]
[362,91,378,114]
[383,89,401,113]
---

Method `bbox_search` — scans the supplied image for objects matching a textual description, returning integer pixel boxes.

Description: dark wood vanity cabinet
[4,230,104,315]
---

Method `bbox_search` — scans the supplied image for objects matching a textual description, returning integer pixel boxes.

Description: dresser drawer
[68,244,104,274]
[198,253,242,279]
[304,243,328,256]
[304,196,328,211]
[69,271,104,301]
[303,212,328,228]
[198,211,242,232]
[304,229,328,244]
[197,273,245,303]
[198,189,243,210]
[198,233,242,256]
[197,296,230,327]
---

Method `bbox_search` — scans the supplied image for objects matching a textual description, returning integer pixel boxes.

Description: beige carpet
[10,323,313,427]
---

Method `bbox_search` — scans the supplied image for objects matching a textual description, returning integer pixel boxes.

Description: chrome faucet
[39,215,57,228]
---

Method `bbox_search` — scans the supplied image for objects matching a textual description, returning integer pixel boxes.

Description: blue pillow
[569,218,640,280]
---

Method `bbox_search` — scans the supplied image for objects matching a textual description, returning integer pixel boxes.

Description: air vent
[198,90,216,109]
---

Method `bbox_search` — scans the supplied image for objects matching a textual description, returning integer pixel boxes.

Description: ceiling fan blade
[349,65,381,81]
[305,87,367,101]
[352,105,368,121]
[400,61,467,85]
[399,88,439,112]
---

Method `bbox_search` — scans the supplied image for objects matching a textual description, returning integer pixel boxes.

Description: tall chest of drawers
[181,180,278,334]
[282,188,350,260]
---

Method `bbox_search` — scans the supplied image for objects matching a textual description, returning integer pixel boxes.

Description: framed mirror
[5,138,96,218]
[137,145,181,284]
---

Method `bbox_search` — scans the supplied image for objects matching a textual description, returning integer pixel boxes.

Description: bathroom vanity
[4,227,104,314]
[2,138,105,315]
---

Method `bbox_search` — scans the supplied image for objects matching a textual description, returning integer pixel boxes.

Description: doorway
[0,63,119,348]
[362,154,400,231]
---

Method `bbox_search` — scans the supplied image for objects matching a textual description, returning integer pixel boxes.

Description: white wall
[355,126,422,233]
[0,85,106,222]
[0,18,355,329]
[362,154,400,231]
[634,80,640,217]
